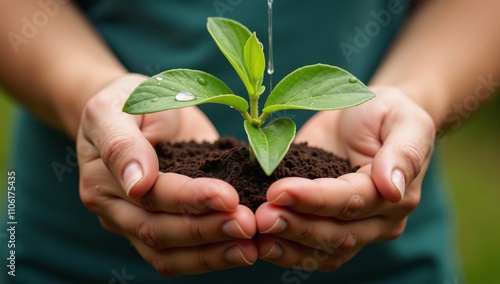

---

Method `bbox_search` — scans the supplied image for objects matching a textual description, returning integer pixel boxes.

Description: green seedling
[123,17,375,175]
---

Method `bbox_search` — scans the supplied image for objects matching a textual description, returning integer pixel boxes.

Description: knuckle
[330,231,358,254]
[339,193,366,220]
[319,257,344,272]
[98,217,119,234]
[289,256,307,270]
[198,248,216,271]
[100,133,135,167]
[152,258,178,278]
[188,218,207,243]
[79,184,101,213]
[136,222,165,249]
[399,144,425,178]
[385,219,408,240]
[402,191,421,213]
[296,225,314,241]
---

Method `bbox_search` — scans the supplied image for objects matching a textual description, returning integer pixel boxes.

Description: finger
[102,198,256,249]
[133,239,257,277]
[256,202,397,250]
[79,74,160,198]
[141,106,219,145]
[371,104,435,203]
[134,173,240,213]
[264,169,384,220]
[257,234,361,272]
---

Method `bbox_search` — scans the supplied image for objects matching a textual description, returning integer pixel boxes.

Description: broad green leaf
[123,69,248,114]
[207,17,253,95]
[244,32,265,92]
[244,117,296,176]
[263,64,375,114]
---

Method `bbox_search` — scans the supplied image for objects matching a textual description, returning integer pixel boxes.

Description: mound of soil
[156,137,358,212]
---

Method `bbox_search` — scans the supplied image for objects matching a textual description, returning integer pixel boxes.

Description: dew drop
[258,41,264,50]
[197,77,207,86]
[175,91,196,102]
[151,98,159,102]
[349,77,358,83]
[156,76,163,81]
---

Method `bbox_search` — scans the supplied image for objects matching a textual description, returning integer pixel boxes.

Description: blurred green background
[0,92,498,282]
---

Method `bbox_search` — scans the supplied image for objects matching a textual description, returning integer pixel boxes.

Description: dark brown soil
[156,137,358,212]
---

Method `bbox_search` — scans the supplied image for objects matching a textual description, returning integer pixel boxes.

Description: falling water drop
[197,77,208,86]
[349,77,358,83]
[267,0,275,93]
[175,91,196,102]
[267,0,274,75]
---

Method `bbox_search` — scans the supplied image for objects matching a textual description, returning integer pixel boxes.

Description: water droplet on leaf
[349,77,358,83]
[197,77,207,86]
[151,98,159,102]
[156,76,163,81]
[175,91,196,102]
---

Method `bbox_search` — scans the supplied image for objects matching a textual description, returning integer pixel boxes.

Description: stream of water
[267,0,274,93]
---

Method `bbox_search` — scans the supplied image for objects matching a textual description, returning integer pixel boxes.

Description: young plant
[123,17,375,175]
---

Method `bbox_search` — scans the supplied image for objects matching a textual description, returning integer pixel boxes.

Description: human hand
[255,86,435,271]
[77,74,257,277]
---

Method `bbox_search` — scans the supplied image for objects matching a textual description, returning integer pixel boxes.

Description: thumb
[101,122,159,198]
[371,109,435,203]
[79,74,158,198]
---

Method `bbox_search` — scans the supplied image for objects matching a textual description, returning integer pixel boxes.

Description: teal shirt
[1,1,461,283]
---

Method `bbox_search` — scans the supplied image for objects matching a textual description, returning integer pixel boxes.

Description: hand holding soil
[77,74,258,276]
[77,72,436,276]
[254,87,436,270]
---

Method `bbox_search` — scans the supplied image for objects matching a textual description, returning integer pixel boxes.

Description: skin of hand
[77,74,258,277]
[255,87,435,271]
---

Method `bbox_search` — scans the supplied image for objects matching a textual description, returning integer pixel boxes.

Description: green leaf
[123,69,248,115]
[207,17,254,95]
[244,32,265,92]
[263,64,375,114]
[244,117,296,176]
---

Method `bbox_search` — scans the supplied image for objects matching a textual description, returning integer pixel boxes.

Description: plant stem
[242,111,252,122]
[250,96,259,119]
[249,146,256,161]
[258,112,269,124]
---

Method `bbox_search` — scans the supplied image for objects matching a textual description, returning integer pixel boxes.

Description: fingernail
[261,218,287,234]
[123,162,143,196]
[391,169,406,202]
[223,220,252,239]
[225,246,254,265]
[261,242,283,259]
[269,192,295,206]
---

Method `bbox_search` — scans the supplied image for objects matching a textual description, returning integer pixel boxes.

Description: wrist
[48,66,129,139]
[368,79,448,128]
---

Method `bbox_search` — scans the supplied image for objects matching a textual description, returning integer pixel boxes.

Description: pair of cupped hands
[77,74,435,277]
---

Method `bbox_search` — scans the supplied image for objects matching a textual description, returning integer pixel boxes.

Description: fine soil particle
[156,137,359,212]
